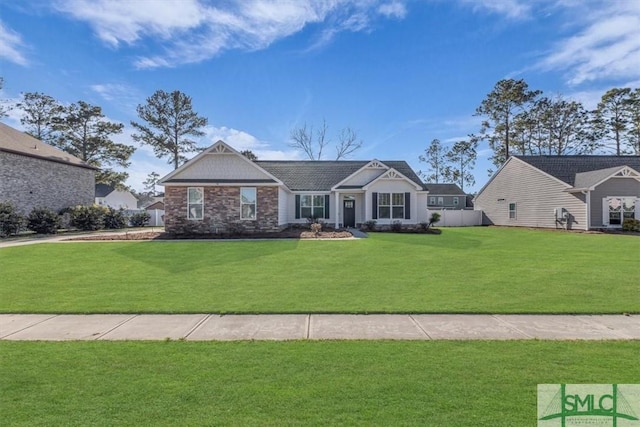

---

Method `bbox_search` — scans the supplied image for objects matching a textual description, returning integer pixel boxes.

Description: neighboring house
[425,183,472,209]
[159,140,429,233]
[144,200,165,211]
[0,122,96,214]
[474,155,640,230]
[95,184,138,209]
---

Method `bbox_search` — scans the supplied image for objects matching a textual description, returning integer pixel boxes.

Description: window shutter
[324,195,330,219]
[602,198,609,226]
[295,195,301,219]
[405,192,411,219]
[372,192,378,219]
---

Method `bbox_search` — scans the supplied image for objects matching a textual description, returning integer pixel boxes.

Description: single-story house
[474,155,640,230]
[95,184,139,209]
[159,140,429,233]
[424,183,472,209]
[0,122,96,214]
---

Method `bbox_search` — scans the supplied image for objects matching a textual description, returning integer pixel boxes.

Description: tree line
[420,79,640,187]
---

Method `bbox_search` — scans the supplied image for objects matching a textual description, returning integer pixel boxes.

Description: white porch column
[335,192,340,228]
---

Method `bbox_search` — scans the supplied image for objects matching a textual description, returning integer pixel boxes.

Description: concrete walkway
[1,314,639,341]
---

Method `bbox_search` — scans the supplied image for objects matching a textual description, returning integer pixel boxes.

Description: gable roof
[0,122,96,170]
[256,160,424,191]
[514,155,640,186]
[95,183,116,198]
[423,183,466,195]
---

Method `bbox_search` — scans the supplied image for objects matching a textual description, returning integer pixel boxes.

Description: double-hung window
[429,196,436,205]
[378,193,405,219]
[300,195,325,219]
[187,187,204,220]
[508,202,517,219]
[240,187,257,220]
[453,197,459,206]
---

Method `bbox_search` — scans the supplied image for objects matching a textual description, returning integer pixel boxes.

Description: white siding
[417,193,429,223]
[278,187,289,226]
[340,167,385,187]
[171,154,273,180]
[475,159,588,230]
[286,192,334,224]
[367,179,419,225]
[99,190,139,209]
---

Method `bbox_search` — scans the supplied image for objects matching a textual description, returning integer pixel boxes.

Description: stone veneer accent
[0,151,95,214]
[164,186,281,234]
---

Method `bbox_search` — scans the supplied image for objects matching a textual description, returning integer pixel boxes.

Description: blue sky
[1,0,639,193]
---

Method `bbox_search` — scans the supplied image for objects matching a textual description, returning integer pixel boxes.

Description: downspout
[584,190,590,231]
[334,192,340,229]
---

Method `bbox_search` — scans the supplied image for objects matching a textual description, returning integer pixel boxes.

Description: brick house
[159,140,429,233]
[0,122,96,213]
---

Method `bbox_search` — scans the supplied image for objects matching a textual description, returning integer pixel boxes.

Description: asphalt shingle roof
[423,183,466,195]
[514,155,640,186]
[255,160,424,191]
[95,183,115,198]
[0,122,95,170]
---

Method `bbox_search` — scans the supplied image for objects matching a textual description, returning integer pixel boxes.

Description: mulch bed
[68,229,354,241]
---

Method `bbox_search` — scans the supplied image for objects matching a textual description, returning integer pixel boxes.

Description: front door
[343,200,355,227]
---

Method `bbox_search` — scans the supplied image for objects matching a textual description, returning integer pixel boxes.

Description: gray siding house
[0,122,96,213]
[474,156,640,230]
[425,183,471,209]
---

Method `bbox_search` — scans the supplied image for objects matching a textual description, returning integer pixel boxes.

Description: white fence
[146,209,165,226]
[430,209,482,227]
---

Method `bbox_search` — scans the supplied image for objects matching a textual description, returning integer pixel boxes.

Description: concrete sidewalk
[1,314,639,341]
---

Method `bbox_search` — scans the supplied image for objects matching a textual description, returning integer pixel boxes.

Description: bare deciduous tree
[290,119,362,160]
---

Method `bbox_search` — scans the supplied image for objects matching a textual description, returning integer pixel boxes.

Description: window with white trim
[300,195,325,219]
[378,193,405,219]
[429,196,436,205]
[606,197,636,226]
[240,187,256,220]
[453,197,459,206]
[187,187,204,220]
[508,202,517,219]
[437,196,444,205]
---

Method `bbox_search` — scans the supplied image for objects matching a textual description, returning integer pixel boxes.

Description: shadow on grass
[112,240,301,274]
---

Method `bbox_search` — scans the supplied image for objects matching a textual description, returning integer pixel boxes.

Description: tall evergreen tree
[131,90,208,169]
[418,138,447,182]
[595,88,632,155]
[445,139,477,192]
[17,92,63,143]
[475,79,541,170]
[51,101,133,187]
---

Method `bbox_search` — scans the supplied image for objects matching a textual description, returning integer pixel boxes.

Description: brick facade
[0,151,95,214]
[164,186,281,234]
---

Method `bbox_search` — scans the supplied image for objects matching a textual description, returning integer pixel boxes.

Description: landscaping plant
[26,208,61,234]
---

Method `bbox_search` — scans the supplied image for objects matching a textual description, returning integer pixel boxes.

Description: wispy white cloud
[457,0,532,20]
[52,0,410,68]
[535,2,640,85]
[0,21,29,65]
[203,125,301,160]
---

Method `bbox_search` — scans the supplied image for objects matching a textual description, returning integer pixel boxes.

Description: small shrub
[418,221,430,232]
[70,205,107,231]
[310,222,322,236]
[227,221,246,236]
[129,211,151,227]
[362,220,377,231]
[103,207,127,229]
[622,218,640,232]
[306,216,321,225]
[27,208,61,234]
[0,202,24,237]
[391,220,403,232]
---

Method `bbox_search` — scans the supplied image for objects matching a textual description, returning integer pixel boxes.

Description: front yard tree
[289,119,362,160]
[17,92,64,143]
[131,90,208,169]
[51,101,134,187]
[143,171,160,195]
[595,87,631,155]
[418,138,447,182]
[445,139,477,192]
[475,79,541,170]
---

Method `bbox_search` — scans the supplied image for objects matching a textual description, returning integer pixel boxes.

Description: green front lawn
[1,340,638,426]
[1,227,638,313]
